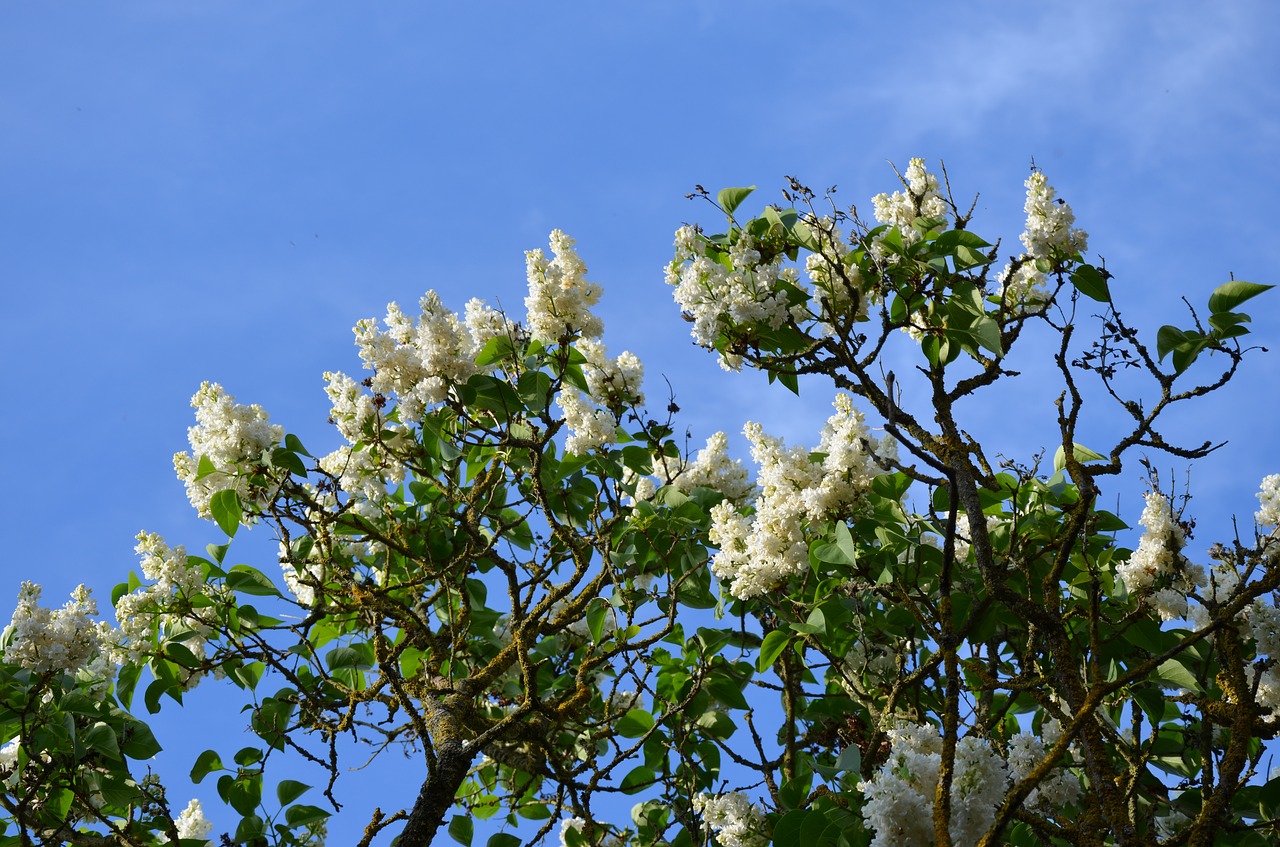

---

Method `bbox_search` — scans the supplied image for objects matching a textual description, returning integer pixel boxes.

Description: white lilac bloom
[353,292,481,423]
[672,431,756,505]
[557,388,619,455]
[525,230,604,343]
[158,798,214,845]
[113,532,217,676]
[709,394,887,599]
[1006,731,1082,813]
[1020,171,1088,260]
[1256,474,1280,531]
[2,582,114,676]
[323,370,379,444]
[576,338,645,412]
[667,226,800,371]
[870,158,949,260]
[860,725,1010,847]
[693,792,769,847]
[998,170,1088,313]
[173,382,285,520]
[1116,492,1206,621]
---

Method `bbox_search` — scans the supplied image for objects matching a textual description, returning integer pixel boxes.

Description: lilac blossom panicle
[112,532,220,687]
[859,724,1077,847]
[998,170,1088,311]
[693,792,769,847]
[557,338,645,455]
[667,226,805,372]
[709,394,893,599]
[525,229,603,343]
[352,292,482,424]
[1,581,115,678]
[1116,492,1205,622]
[870,157,949,258]
[173,382,285,520]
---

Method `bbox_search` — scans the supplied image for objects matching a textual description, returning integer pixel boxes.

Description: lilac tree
[2,161,1278,847]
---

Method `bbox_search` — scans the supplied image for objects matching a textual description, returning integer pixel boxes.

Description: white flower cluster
[667,226,804,371]
[1006,725,1082,812]
[627,432,755,506]
[558,817,585,847]
[997,170,1088,311]
[2,582,114,676]
[525,230,604,343]
[557,339,645,455]
[861,724,1077,847]
[113,532,216,680]
[709,394,891,599]
[1116,492,1205,622]
[870,158,949,257]
[693,791,769,847]
[1257,474,1280,531]
[1019,171,1088,261]
[804,217,867,333]
[353,291,496,424]
[173,382,285,520]
[323,370,380,444]
[161,798,214,846]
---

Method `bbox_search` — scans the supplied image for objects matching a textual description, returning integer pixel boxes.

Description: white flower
[354,292,482,423]
[1006,731,1081,812]
[112,532,218,680]
[1117,492,1205,621]
[870,158,949,256]
[1256,474,1280,530]
[673,431,755,505]
[667,227,799,370]
[558,817,585,847]
[996,259,1050,313]
[694,792,768,847]
[2,582,115,676]
[710,395,887,599]
[525,230,603,343]
[173,382,284,520]
[1020,171,1087,260]
[157,798,214,845]
[860,726,1012,847]
[323,370,379,444]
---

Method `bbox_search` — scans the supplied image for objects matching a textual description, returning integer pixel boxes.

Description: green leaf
[1052,442,1106,472]
[616,709,655,738]
[717,186,756,216]
[1155,658,1202,692]
[233,745,263,766]
[283,804,330,828]
[475,334,516,368]
[191,749,223,783]
[1070,264,1111,302]
[226,565,280,597]
[1207,280,1273,314]
[448,814,474,847]
[486,835,522,847]
[119,719,161,759]
[276,779,310,806]
[234,814,266,843]
[620,765,656,794]
[284,433,311,457]
[585,597,610,645]
[195,454,218,480]
[1155,325,1188,362]
[790,607,826,636]
[757,630,792,673]
[209,488,243,538]
[82,721,120,760]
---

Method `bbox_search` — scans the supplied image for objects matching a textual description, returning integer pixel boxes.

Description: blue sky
[3,1,1279,842]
